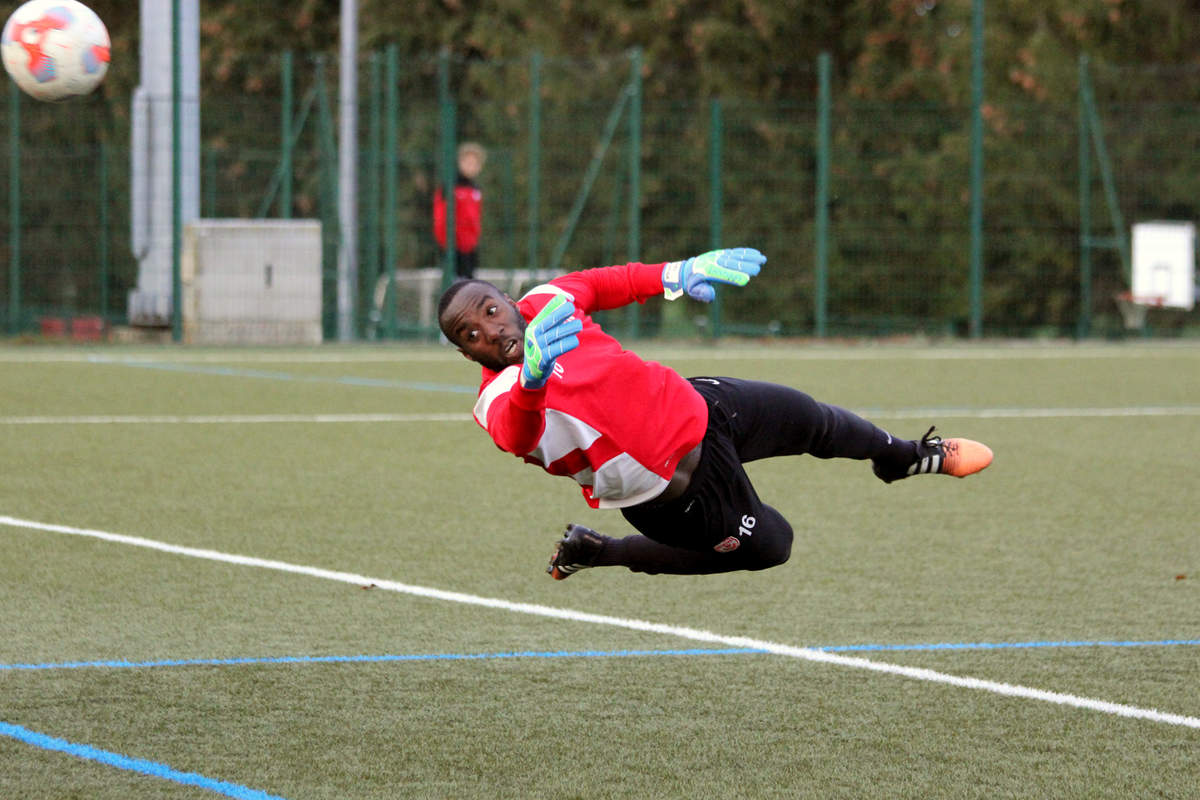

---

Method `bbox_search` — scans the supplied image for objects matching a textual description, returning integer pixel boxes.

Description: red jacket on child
[433,180,482,253]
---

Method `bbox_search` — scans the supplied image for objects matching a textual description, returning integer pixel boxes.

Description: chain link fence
[1,51,1198,341]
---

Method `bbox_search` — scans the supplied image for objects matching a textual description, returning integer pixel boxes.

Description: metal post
[528,51,542,272]
[363,50,382,313]
[99,141,110,320]
[626,47,642,337]
[438,49,457,293]
[815,52,831,339]
[171,0,183,342]
[8,81,19,335]
[383,44,399,338]
[968,0,985,339]
[315,56,340,339]
[337,0,359,341]
[1077,55,1092,339]
[708,98,723,339]
[502,155,516,271]
[1083,78,1130,281]
[280,50,293,218]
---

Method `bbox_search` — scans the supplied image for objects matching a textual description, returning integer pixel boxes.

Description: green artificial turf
[0,342,1196,798]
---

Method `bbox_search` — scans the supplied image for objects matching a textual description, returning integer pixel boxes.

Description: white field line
[0,413,471,425]
[3,514,1197,730]
[2,406,1199,425]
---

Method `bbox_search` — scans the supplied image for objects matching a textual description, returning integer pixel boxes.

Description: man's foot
[547,524,606,580]
[873,426,993,484]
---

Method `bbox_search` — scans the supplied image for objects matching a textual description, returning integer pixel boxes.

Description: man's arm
[548,249,765,313]
[475,295,581,456]
[547,262,665,314]
[474,368,546,457]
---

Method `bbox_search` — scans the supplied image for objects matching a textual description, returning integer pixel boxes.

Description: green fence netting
[2,51,1199,340]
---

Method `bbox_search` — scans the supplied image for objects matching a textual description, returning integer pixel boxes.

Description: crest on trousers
[713,536,741,553]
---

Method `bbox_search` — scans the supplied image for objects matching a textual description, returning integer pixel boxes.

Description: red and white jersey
[472,262,708,508]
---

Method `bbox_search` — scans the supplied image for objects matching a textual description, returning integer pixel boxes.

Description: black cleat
[547,524,606,580]
[873,426,994,484]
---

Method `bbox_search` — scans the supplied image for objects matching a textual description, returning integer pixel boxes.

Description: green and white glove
[661,247,766,302]
[521,295,582,389]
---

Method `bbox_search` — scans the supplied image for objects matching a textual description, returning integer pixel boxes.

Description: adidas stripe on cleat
[547,524,606,580]
[874,426,993,483]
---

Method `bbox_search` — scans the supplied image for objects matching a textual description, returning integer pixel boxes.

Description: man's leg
[694,377,990,480]
[549,501,793,578]
[697,377,913,466]
[549,382,805,580]
[613,499,791,574]
[547,526,731,577]
[547,378,993,580]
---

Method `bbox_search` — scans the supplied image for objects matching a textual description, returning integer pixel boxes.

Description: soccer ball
[1,0,109,102]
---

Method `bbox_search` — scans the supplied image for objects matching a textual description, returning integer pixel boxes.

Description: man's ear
[458,347,475,362]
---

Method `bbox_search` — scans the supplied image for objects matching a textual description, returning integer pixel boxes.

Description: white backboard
[1131,221,1195,309]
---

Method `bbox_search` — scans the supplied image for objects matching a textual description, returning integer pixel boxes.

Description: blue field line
[3,639,1197,673]
[0,721,285,799]
[87,356,476,395]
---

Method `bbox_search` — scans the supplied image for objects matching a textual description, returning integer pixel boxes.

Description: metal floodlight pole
[133,0,197,332]
[337,0,359,341]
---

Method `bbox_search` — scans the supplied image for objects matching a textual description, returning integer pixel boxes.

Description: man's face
[442,282,527,372]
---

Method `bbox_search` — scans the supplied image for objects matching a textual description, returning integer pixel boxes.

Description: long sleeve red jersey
[433,181,482,253]
[471,262,709,508]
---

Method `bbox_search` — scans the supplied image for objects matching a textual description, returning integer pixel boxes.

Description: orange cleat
[874,426,993,483]
[934,434,995,478]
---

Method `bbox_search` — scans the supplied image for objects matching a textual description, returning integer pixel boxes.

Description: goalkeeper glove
[521,295,582,389]
[661,247,766,302]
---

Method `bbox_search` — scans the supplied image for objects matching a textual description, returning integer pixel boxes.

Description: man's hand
[661,247,766,302]
[521,295,582,389]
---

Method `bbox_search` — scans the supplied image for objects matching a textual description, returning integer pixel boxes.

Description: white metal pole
[337,0,359,341]
[130,0,198,328]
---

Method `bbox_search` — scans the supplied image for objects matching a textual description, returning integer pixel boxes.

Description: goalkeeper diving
[437,249,993,579]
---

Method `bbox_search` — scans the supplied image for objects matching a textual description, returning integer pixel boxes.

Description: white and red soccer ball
[1,0,109,101]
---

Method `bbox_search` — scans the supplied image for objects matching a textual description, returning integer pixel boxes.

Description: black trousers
[453,249,479,279]
[610,377,909,575]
